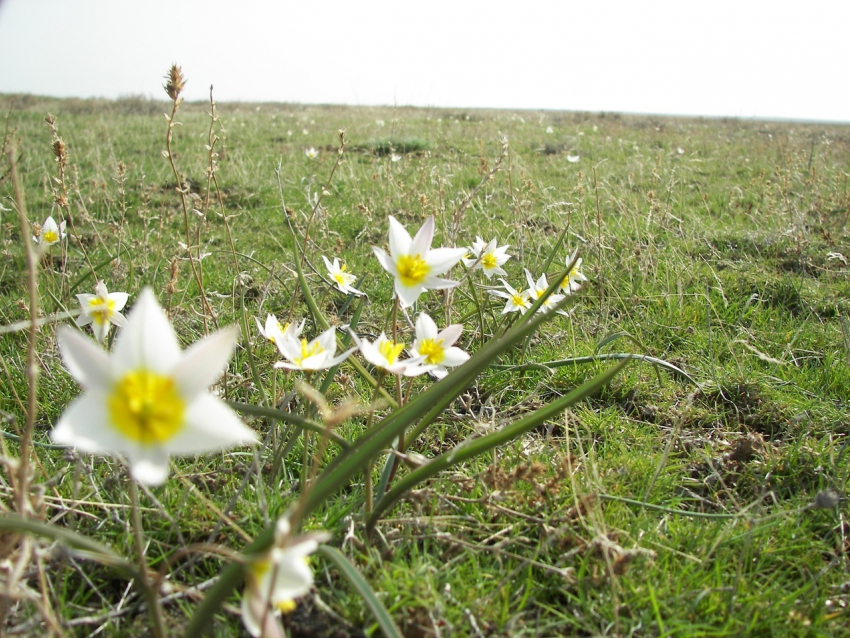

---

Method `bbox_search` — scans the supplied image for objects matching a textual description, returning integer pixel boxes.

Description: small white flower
[51,288,257,485]
[561,251,588,294]
[375,119,386,127]
[76,281,129,343]
[255,315,304,347]
[488,279,531,315]
[566,154,580,163]
[462,237,511,279]
[525,269,566,315]
[677,147,685,155]
[274,327,355,372]
[242,517,329,638]
[352,332,432,377]
[305,147,318,159]
[34,216,66,245]
[410,313,470,379]
[372,216,466,308]
[545,126,554,134]
[390,153,402,162]
[322,256,364,296]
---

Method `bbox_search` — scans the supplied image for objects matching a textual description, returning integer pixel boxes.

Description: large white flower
[525,269,567,315]
[462,237,511,279]
[273,327,355,372]
[410,313,470,379]
[75,281,129,344]
[51,288,257,485]
[561,251,588,294]
[372,216,466,308]
[488,279,531,315]
[322,255,364,296]
[351,332,432,377]
[34,216,66,246]
[242,517,329,638]
[256,314,304,347]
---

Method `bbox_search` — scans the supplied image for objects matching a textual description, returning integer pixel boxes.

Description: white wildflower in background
[390,153,402,162]
[560,251,588,294]
[322,256,364,296]
[546,126,554,134]
[305,147,318,159]
[352,332,432,377]
[75,281,129,343]
[34,215,66,246]
[410,313,470,379]
[51,288,257,485]
[525,269,566,315]
[273,327,355,372]
[462,237,511,279]
[489,279,531,314]
[677,147,685,155]
[242,517,329,638]
[256,315,304,347]
[566,154,580,163]
[372,215,466,308]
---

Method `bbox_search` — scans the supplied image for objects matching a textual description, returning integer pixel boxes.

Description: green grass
[1,90,850,637]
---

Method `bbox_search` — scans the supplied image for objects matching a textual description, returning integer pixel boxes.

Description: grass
[1,89,850,637]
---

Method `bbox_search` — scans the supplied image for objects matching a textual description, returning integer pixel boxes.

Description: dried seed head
[164,64,186,101]
[52,138,68,163]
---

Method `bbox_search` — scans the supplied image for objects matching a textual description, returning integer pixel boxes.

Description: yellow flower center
[512,293,528,307]
[481,253,498,270]
[295,338,324,366]
[43,230,59,244]
[396,254,430,287]
[108,370,185,444]
[417,338,445,365]
[88,298,116,326]
[378,339,405,365]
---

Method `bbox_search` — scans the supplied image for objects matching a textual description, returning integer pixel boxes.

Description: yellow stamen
[43,230,59,243]
[481,253,497,270]
[108,370,185,444]
[88,298,116,326]
[417,338,445,365]
[378,339,405,365]
[396,254,430,287]
[295,338,324,366]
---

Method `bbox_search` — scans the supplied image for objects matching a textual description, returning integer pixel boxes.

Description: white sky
[0,0,848,122]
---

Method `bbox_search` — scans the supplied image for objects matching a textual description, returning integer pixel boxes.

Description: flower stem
[128,479,166,638]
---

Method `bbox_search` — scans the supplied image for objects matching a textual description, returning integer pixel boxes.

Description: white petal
[50,390,129,453]
[424,247,466,275]
[110,311,128,328]
[56,325,113,390]
[394,280,424,308]
[387,216,411,258]
[440,346,470,367]
[242,586,286,638]
[113,288,181,374]
[124,446,171,485]
[436,324,463,347]
[414,313,438,341]
[409,216,434,256]
[420,275,460,291]
[166,394,257,455]
[109,292,129,312]
[172,326,239,400]
[372,246,397,276]
[92,319,109,344]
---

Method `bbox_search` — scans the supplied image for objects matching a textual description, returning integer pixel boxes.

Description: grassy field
[1,87,850,637]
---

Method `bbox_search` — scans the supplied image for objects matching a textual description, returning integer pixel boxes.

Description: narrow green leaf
[316,546,403,638]
[366,359,630,531]
[227,401,350,449]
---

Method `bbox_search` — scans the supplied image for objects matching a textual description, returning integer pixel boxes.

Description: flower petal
[387,216,411,258]
[414,313,438,341]
[424,247,466,275]
[50,390,129,453]
[124,446,171,485]
[113,288,181,374]
[409,216,435,256]
[57,325,113,390]
[172,325,239,400]
[372,246,397,276]
[166,394,257,454]
[394,280,424,308]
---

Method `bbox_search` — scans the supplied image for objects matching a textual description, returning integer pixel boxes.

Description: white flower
[242,517,329,638]
[305,147,318,159]
[462,237,511,279]
[390,153,402,162]
[410,313,470,379]
[545,126,554,134]
[34,216,66,245]
[75,281,129,343]
[566,154,580,163]
[525,269,566,315]
[322,256,364,296]
[561,251,588,294]
[372,216,466,308]
[51,288,257,485]
[351,331,432,377]
[273,327,355,372]
[677,147,685,155]
[488,279,531,314]
[256,315,305,347]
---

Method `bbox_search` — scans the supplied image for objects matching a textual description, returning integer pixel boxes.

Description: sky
[0,0,848,122]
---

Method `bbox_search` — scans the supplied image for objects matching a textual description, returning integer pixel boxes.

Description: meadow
[1,76,849,637]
